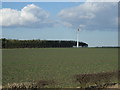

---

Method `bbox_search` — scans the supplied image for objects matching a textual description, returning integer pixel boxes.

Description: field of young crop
[2,48,118,88]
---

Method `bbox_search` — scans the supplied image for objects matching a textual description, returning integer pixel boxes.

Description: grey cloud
[58,2,118,31]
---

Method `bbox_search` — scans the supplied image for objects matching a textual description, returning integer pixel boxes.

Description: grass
[2,48,118,88]
[74,70,118,88]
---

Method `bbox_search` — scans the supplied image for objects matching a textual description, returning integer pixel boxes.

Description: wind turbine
[77,28,80,48]
[76,25,84,48]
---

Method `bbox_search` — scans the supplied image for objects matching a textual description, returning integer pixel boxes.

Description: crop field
[2,48,118,88]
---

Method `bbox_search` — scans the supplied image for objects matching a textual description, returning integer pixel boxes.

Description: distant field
[2,48,118,87]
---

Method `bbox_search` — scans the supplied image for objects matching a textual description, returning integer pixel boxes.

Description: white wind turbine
[76,25,84,48]
[77,28,80,48]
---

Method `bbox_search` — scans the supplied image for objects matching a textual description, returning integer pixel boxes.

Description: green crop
[2,48,118,88]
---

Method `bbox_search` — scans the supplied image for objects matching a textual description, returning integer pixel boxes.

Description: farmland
[2,48,118,88]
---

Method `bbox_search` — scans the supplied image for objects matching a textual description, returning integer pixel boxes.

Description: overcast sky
[1,2,118,47]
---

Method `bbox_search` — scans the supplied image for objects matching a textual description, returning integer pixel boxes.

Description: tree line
[1,38,88,48]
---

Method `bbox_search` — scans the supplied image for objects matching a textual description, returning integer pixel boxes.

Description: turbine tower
[77,28,79,48]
